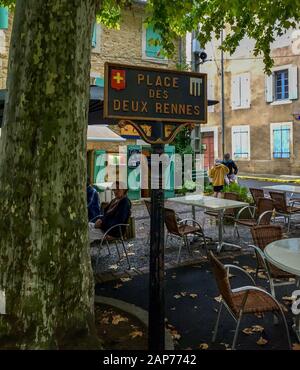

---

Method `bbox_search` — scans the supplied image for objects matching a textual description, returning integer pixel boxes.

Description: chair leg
[185,235,193,257]
[212,302,223,342]
[121,238,131,269]
[232,311,243,350]
[115,241,121,260]
[269,279,279,325]
[278,307,292,350]
[106,239,111,255]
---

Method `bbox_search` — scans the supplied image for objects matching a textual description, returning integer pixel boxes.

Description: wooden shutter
[288,65,298,100]
[0,7,8,29]
[240,73,251,108]
[92,23,97,48]
[231,75,241,109]
[145,26,163,58]
[265,74,274,102]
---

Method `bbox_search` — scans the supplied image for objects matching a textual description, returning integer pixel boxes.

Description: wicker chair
[249,225,298,297]
[233,197,274,238]
[164,208,207,263]
[269,191,300,232]
[209,251,291,350]
[249,188,265,207]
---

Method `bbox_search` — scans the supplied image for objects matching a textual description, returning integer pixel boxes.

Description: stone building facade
[187,30,300,176]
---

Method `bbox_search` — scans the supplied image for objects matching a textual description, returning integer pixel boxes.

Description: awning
[87,125,125,142]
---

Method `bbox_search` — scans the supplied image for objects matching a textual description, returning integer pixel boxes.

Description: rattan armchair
[249,188,265,206]
[249,225,298,298]
[164,208,207,263]
[233,197,274,238]
[269,191,300,232]
[209,251,291,350]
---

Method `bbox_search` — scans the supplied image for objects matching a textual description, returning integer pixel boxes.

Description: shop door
[202,133,214,170]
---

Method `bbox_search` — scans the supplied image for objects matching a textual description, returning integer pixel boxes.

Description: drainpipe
[220,29,225,158]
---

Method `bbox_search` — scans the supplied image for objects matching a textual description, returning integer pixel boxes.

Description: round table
[265,238,300,342]
[265,238,300,277]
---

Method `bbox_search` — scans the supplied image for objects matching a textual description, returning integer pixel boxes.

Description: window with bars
[232,126,250,159]
[272,124,291,158]
[275,69,289,101]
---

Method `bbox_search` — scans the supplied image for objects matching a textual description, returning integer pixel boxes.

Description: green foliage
[173,127,193,155]
[223,182,252,203]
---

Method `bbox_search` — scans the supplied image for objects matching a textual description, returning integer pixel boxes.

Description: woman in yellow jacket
[208,159,229,198]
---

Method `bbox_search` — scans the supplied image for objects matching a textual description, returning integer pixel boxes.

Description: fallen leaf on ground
[242,266,256,274]
[256,337,268,346]
[170,307,176,311]
[252,325,264,333]
[109,264,119,270]
[242,327,254,335]
[112,314,129,325]
[120,277,132,283]
[180,292,187,297]
[174,294,181,299]
[190,294,198,299]
[127,252,135,256]
[214,295,222,303]
[129,330,143,339]
[199,343,209,350]
[257,272,268,279]
[282,295,296,302]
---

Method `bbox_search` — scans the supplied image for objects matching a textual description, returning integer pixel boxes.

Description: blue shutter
[281,128,290,158]
[273,129,281,158]
[92,23,97,48]
[0,7,8,29]
[145,26,163,59]
[95,77,104,87]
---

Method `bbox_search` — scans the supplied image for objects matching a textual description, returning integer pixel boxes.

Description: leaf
[174,294,181,299]
[129,330,143,339]
[112,314,128,325]
[170,307,176,311]
[120,277,132,283]
[252,325,264,333]
[282,295,296,302]
[109,264,119,270]
[190,293,198,299]
[180,292,187,297]
[199,343,209,350]
[214,295,222,302]
[242,327,254,335]
[256,337,268,346]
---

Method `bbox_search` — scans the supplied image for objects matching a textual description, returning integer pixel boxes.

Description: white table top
[265,238,300,276]
[168,194,248,211]
[263,184,300,194]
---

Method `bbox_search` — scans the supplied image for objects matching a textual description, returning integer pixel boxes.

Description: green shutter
[94,150,106,184]
[95,77,104,87]
[164,146,175,199]
[127,145,141,200]
[0,7,8,29]
[92,23,97,48]
[145,25,163,59]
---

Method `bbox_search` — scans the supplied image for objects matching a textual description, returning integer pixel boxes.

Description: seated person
[87,177,101,222]
[89,181,131,242]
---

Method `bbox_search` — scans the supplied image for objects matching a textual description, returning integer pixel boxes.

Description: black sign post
[103,63,207,351]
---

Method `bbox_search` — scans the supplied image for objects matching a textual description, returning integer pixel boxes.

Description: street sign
[104,63,207,124]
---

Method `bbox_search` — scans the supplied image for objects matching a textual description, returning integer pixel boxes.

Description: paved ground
[92,178,300,276]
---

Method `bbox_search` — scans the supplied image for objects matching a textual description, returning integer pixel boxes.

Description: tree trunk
[0,0,99,349]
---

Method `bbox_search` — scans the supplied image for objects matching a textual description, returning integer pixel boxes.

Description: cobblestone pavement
[92,200,300,280]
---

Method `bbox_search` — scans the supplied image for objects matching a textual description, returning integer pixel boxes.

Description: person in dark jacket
[87,177,101,222]
[89,181,131,241]
[223,153,238,184]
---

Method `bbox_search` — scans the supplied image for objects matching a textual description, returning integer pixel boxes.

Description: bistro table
[265,238,300,341]
[263,184,300,199]
[168,194,248,253]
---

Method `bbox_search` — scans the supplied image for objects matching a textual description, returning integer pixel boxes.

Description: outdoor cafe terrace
[91,184,300,351]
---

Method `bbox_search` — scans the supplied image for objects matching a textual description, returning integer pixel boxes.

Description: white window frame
[270,121,293,160]
[141,24,168,65]
[265,64,298,105]
[231,125,251,161]
[231,73,251,110]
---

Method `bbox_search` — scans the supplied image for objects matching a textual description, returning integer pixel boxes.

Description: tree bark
[0,0,99,349]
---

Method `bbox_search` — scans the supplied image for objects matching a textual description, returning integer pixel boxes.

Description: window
[231,73,251,110]
[275,70,289,100]
[265,65,298,103]
[142,25,166,63]
[271,122,292,159]
[232,126,250,160]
